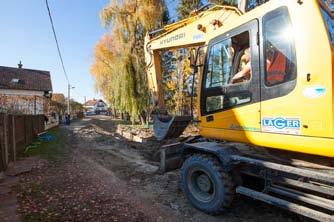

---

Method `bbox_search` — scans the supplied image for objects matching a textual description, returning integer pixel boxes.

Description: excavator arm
[144,4,242,140]
[144,4,242,110]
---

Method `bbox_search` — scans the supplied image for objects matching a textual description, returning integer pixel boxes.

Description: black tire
[180,154,235,215]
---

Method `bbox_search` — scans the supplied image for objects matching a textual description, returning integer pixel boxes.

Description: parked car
[85,111,95,116]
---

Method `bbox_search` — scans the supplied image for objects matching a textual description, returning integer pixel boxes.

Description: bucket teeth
[153,115,192,141]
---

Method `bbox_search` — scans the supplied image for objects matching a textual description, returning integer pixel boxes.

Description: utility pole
[67,84,70,115]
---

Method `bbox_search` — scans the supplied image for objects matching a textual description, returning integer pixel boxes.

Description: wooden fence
[0,114,45,171]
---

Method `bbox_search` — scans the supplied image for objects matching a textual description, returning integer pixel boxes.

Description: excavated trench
[73,116,301,222]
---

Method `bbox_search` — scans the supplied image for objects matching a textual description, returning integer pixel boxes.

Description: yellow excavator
[144,0,334,221]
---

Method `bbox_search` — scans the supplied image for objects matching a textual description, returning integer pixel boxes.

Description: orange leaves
[138,0,166,30]
[91,0,168,122]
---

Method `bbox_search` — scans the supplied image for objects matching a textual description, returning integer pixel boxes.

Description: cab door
[200,20,261,133]
[259,6,333,138]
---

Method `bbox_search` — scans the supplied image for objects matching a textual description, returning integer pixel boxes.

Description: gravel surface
[16,116,301,222]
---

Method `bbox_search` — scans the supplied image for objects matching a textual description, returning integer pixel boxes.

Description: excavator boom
[145,4,242,140]
[145,4,242,109]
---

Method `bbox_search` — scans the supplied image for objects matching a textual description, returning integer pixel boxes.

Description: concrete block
[132,135,143,143]
[122,131,133,141]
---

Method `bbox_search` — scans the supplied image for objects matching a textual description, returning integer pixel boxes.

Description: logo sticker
[160,33,186,45]
[262,117,301,135]
[230,124,260,131]
[193,34,204,41]
[303,86,326,99]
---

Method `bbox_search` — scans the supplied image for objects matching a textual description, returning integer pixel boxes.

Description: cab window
[205,32,251,89]
[319,0,334,44]
[204,31,252,114]
[246,0,269,12]
[264,8,296,86]
[205,39,234,88]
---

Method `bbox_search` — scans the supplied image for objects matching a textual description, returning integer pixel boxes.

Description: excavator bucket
[153,115,192,141]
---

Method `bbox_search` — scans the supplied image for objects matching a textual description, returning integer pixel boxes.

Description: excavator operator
[231,47,252,83]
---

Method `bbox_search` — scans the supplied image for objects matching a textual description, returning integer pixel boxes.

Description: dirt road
[15,116,300,222]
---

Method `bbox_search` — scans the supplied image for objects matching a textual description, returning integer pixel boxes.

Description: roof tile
[0,66,52,91]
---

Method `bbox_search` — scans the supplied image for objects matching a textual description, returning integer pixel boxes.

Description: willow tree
[209,0,238,6]
[91,35,116,106]
[92,0,168,123]
[177,0,203,19]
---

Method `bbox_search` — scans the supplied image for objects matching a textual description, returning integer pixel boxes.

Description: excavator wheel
[153,115,192,141]
[180,154,235,215]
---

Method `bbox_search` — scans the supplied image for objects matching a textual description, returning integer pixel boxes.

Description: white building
[0,64,52,115]
[84,99,108,115]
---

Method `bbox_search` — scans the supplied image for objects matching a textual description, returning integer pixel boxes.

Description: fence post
[3,115,8,169]
[0,115,5,171]
[11,116,16,162]
[0,114,9,171]
[24,116,27,146]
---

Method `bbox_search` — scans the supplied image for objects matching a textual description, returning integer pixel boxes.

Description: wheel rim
[188,167,216,203]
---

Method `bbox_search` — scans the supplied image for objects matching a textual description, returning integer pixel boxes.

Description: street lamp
[67,84,75,114]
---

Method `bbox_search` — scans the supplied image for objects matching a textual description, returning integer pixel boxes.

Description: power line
[73,88,85,99]
[45,0,70,83]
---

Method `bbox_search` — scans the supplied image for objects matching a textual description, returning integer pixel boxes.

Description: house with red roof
[0,62,53,115]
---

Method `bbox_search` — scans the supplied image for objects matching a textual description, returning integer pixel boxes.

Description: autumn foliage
[91,0,168,123]
[91,0,236,123]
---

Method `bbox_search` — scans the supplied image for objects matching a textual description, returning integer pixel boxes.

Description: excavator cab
[145,0,334,158]
[198,0,334,158]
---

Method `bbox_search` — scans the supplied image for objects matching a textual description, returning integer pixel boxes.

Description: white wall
[0,89,48,115]
[0,89,44,96]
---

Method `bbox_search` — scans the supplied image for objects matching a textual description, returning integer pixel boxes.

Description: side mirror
[186,75,198,97]
[197,46,207,67]
[189,48,197,67]
[189,46,207,68]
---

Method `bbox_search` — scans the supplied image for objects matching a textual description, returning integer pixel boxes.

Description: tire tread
[180,154,235,215]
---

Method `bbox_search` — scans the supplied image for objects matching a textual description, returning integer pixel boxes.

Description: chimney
[18,61,23,69]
